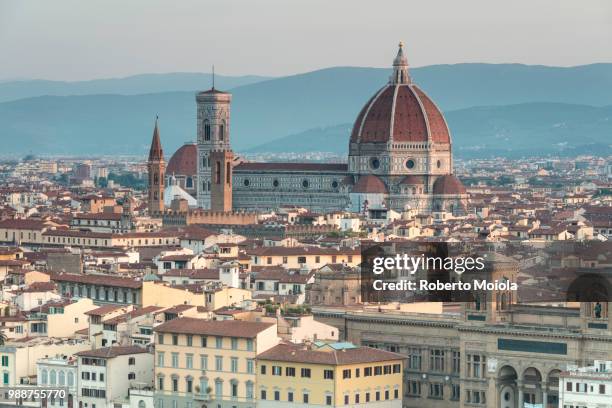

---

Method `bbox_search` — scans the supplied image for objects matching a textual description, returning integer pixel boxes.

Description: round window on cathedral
[302,179,309,188]
[331,180,339,189]
[370,157,380,170]
[273,179,279,188]
[243,179,250,187]
[405,159,415,169]
[437,160,442,168]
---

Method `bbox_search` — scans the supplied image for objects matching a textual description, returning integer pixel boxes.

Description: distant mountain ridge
[246,103,612,158]
[0,63,611,156]
[0,73,271,103]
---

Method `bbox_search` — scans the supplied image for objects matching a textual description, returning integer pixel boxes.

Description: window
[430,349,445,372]
[429,382,444,399]
[288,391,293,402]
[260,365,267,375]
[246,359,254,374]
[204,120,211,141]
[393,363,401,373]
[186,378,193,393]
[301,368,311,378]
[246,381,254,399]
[326,395,332,405]
[374,366,382,376]
[385,390,389,400]
[219,123,225,141]
[172,335,178,346]
[158,334,164,344]
[128,372,136,380]
[260,390,267,400]
[201,336,207,348]
[215,337,223,349]
[215,356,223,371]
[172,377,178,392]
[600,384,605,394]
[231,381,238,397]
[451,384,460,400]
[364,367,372,376]
[467,354,486,378]
[566,382,572,392]
[274,391,280,401]
[286,367,296,377]
[128,357,135,365]
[230,358,238,373]
[186,354,193,369]
[272,366,282,376]
[303,393,309,403]
[355,368,360,377]
[200,355,208,370]
[342,369,351,379]
[158,377,164,390]
[452,351,460,374]
[231,338,238,350]
[171,353,179,368]
[215,380,222,398]
[186,335,193,346]
[344,395,349,404]
[246,339,253,351]
[324,370,334,379]
[355,393,360,403]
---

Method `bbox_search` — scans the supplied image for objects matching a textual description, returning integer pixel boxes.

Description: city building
[558,360,612,408]
[153,317,279,408]
[256,341,404,407]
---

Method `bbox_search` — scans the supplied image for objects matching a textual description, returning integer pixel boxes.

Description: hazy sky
[1,0,611,81]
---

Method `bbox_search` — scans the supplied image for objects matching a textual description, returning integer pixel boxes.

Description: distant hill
[0,73,270,103]
[247,103,612,158]
[1,63,612,156]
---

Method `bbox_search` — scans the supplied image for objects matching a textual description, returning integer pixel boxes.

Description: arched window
[67,372,74,387]
[138,401,146,408]
[219,121,225,141]
[215,161,221,184]
[186,177,193,189]
[50,370,56,385]
[153,173,159,185]
[204,120,211,141]
[58,371,65,385]
[41,369,48,385]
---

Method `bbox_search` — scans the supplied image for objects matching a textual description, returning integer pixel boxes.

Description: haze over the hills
[0,63,611,157]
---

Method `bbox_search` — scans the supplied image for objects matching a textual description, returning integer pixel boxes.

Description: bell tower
[147,117,165,214]
[196,74,232,209]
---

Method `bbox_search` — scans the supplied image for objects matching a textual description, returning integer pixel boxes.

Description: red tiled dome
[350,44,450,146]
[352,175,388,194]
[167,143,197,176]
[432,175,466,195]
[350,83,450,145]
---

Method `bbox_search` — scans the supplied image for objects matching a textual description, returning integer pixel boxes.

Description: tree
[0,330,7,346]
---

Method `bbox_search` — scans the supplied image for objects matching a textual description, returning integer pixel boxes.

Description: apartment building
[153,317,279,408]
[256,341,404,407]
[75,346,153,408]
[558,360,612,408]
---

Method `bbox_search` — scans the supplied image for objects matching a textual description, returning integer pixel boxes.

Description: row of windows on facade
[239,178,340,190]
[256,254,353,265]
[565,381,607,394]
[158,353,254,373]
[158,376,251,399]
[157,334,253,350]
[60,284,138,304]
[260,363,401,379]
[39,369,75,386]
[260,388,400,405]
[370,344,487,378]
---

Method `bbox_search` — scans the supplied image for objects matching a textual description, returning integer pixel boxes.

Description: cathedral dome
[432,175,466,195]
[167,143,197,176]
[350,43,450,145]
[352,175,388,194]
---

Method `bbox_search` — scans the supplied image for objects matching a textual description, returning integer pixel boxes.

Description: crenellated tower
[147,117,165,214]
[195,83,232,209]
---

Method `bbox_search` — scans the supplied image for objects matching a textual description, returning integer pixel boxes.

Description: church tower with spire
[147,117,166,214]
